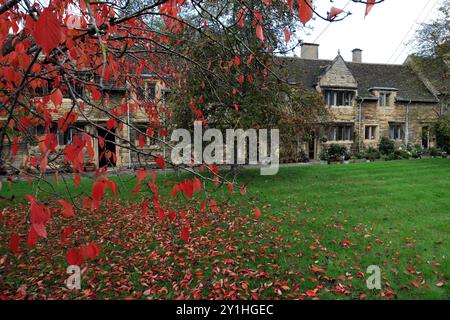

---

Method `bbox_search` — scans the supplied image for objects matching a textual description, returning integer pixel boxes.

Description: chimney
[301,43,319,59]
[352,48,362,63]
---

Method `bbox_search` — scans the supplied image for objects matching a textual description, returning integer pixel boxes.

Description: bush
[435,115,450,153]
[410,145,425,159]
[352,152,366,160]
[394,149,411,159]
[429,147,442,157]
[319,148,329,161]
[366,147,381,161]
[297,149,309,163]
[320,144,350,162]
[379,137,395,155]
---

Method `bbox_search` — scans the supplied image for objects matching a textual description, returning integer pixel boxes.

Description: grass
[238,159,450,299]
[0,158,449,299]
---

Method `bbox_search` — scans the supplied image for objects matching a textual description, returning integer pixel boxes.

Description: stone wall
[311,98,440,160]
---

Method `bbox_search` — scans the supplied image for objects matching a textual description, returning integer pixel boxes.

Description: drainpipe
[358,97,364,151]
[127,86,132,169]
[405,99,411,147]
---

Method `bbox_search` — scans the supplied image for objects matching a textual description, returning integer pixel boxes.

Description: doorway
[308,132,316,160]
[97,127,116,168]
[422,126,430,149]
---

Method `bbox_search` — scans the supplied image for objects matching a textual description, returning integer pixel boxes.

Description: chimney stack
[352,48,362,63]
[301,43,319,60]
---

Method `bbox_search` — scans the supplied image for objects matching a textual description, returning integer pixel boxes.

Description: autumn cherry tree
[0,0,381,267]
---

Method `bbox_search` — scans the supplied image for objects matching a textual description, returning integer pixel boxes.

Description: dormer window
[324,90,354,107]
[378,92,391,107]
[369,87,397,108]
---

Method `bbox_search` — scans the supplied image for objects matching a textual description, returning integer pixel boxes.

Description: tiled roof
[276,56,438,102]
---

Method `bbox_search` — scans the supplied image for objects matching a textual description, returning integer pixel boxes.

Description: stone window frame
[328,123,354,142]
[389,123,405,141]
[364,125,378,141]
[324,90,355,107]
[378,91,392,108]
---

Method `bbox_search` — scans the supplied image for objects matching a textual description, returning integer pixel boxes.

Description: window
[55,124,85,146]
[378,92,391,107]
[137,82,156,102]
[365,126,377,140]
[134,125,159,147]
[389,124,404,140]
[324,90,354,107]
[329,124,353,141]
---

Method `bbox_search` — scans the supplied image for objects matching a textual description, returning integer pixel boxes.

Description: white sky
[293,0,444,64]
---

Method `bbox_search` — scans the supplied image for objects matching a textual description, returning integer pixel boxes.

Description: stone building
[280,43,443,160]
[0,76,169,173]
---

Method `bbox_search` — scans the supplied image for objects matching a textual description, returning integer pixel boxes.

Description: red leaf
[91,88,102,101]
[98,136,105,149]
[237,8,245,28]
[168,211,176,222]
[73,173,81,186]
[181,226,190,242]
[66,247,83,266]
[82,197,92,210]
[411,281,420,288]
[27,195,50,238]
[32,8,65,54]
[92,181,105,209]
[27,226,38,249]
[284,27,291,43]
[365,0,376,17]
[51,89,63,106]
[57,199,75,218]
[155,155,165,169]
[298,0,313,25]
[82,133,95,159]
[256,24,264,42]
[9,233,20,253]
[61,226,74,245]
[138,134,146,148]
[227,182,234,194]
[254,207,261,220]
[11,137,20,156]
[327,6,344,20]
[80,243,101,260]
[238,74,244,85]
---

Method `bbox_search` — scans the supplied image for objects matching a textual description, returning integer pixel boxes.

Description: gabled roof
[277,56,438,103]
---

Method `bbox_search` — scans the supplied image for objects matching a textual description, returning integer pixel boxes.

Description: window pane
[365,126,370,140]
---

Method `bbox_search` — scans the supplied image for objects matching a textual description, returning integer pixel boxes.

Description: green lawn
[1,159,449,299]
[238,159,450,299]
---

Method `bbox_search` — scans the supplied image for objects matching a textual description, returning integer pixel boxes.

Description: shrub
[394,149,411,159]
[379,137,395,155]
[435,115,450,153]
[297,149,309,163]
[366,147,381,161]
[410,145,424,159]
[319,148,329,161]
[321,144,350,162]
[429,147,441,157]
[352,152,365,160]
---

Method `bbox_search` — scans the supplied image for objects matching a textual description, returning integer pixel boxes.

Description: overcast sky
[292,0,444,64]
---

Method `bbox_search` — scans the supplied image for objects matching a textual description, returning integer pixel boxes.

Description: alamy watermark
[65,265,81,290]
[366,265,381,290]
[170,121,279,175]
